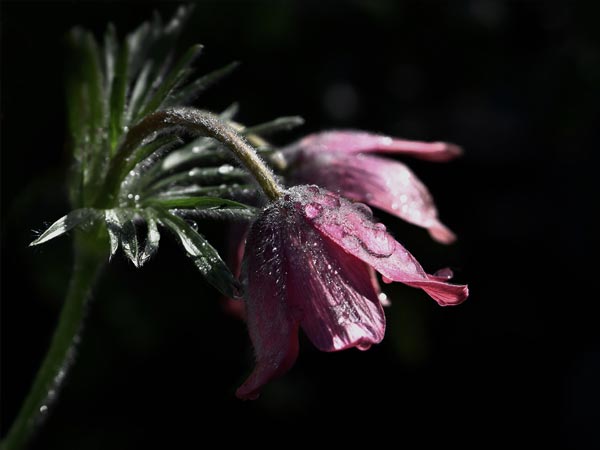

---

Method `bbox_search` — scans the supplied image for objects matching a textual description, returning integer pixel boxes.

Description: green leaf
[149,184,255,200]
[103,23,118,106]
[139,210,160,265]
[219,102,239,121]
[166,61,240,107]
[159,137,227,173]
[135,44,204,121]
[146,165,248,195]
[243,116,305,136]
[82,32,106,180]
[104,209,122,258]
[30,209,101,246]
[124,134,183,177]
[104,208,141,266]
[146,196,254,210]
[120,213,141,267]
[66,29,107,206]
[125,61,152,125]
[109,36,130,154]
[156,209,241,298]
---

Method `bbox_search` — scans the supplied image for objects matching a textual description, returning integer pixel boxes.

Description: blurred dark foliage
[1,1,598,448]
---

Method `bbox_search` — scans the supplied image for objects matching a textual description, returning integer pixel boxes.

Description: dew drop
[304,202,323,219]
[40,405,48,414]
[134,194,140,202]
[218,164,234,174]
[353,202,373,218]
[322,192,341,207]
[192,146,202,154]
[127,193,134,200]
[375,223,386,231]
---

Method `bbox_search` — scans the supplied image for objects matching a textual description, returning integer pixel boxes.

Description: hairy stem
[97,107,283,208]
[1,229,107,450]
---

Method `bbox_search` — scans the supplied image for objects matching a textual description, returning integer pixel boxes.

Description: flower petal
[222,223,249,321]
[291,152,456,243]
[295,186,469,306]
[286,220,385,352]
[236,213,299,400]
[238,192,388,398]
[290,131,462,162]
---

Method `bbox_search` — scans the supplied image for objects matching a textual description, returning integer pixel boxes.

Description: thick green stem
[1,229,107,450]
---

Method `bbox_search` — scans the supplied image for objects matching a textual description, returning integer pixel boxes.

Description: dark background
[2,1,598,448]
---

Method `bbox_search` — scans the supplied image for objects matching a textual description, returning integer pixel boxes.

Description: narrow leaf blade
[243,116,305,136]
[136,44,204,120]
[139,210,161,265]
[156,209,241,297]
[30,209,100,246]
[166,61,240,106]
[146,196,254,210]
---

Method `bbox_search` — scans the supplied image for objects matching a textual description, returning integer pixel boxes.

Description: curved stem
[1,229,107,450]
[96,107,283,208]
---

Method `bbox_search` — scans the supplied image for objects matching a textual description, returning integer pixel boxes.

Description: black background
[1,1,598,448]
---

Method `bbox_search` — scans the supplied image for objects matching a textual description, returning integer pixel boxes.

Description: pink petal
[236,215,299,400]
[293,131,463,162]
[291,152,456,244]
[222,224,249,321]
[286,224,385,352]
[296,186,469,306]
[238,192,387,398]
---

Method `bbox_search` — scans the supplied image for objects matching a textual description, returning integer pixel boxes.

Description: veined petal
[295,185,468,306]
[291,152,456,244]
[236,212,298,400]
[289,131,462,162]
[286,217,385,352]
[238,192,386,398]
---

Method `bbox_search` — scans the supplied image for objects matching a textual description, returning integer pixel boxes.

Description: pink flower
[280,131,463,244]
[236,185,468,400]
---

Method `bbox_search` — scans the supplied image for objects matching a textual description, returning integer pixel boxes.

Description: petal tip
[235,385,260,401]
[428,222,457,244]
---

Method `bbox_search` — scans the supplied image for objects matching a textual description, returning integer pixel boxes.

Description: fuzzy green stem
[1,229,107,450]
[96,107,283,208]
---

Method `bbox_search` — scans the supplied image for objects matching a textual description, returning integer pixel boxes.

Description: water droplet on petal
[304,202,323,219]
[322,192,341,207]
[306,185,320,194]
[375,223,386,231]
[434,268,454,279]
[353,202,373,218]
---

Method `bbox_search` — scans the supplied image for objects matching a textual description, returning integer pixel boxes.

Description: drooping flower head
[237,184,468,400]
[280,131,463,244]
